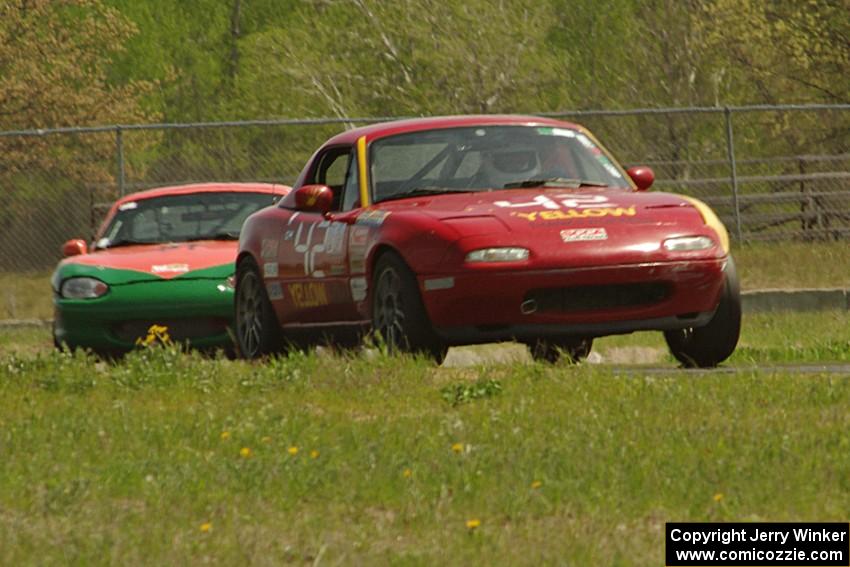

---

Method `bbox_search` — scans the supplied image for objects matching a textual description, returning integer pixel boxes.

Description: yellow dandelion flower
[713,492,724,502]
[403,468,412,478]
[531,480,542,489]
[310,450,319,459]
[239,447,253,459]
[261,436,272,444]
[136,324,171,347]
[220,431,231,441]
[200,522,212,532]
[288,446,299,456]
[451,442,464,453]
[466,519,481,530]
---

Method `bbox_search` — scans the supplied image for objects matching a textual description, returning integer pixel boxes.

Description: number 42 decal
[291,220,346,278]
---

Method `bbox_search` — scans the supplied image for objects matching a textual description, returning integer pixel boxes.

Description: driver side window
[313,148,361,212]
[341,155,361,211]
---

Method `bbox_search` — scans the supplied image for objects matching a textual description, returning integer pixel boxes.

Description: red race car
[236,115,740,367]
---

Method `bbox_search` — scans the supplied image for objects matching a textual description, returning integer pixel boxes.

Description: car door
[277,146,360,324]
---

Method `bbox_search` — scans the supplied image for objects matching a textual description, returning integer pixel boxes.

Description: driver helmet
[479,146,541,187]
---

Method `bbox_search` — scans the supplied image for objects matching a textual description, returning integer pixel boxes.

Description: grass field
[6,241,850,321]
[2,311,850,565]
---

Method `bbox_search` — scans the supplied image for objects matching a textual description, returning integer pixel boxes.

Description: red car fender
[237,207,287,268]
[361,210,462,278]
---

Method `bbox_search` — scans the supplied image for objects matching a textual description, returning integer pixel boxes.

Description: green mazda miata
[52,182,289,356]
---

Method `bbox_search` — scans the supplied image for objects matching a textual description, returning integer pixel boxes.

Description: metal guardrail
[1,104,848,271]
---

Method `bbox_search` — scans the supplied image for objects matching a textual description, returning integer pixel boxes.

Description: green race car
[52,183,289,356]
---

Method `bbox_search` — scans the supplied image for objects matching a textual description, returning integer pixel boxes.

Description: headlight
[663,236,715,251]
[465,247,529,263]
[60,277,109,299]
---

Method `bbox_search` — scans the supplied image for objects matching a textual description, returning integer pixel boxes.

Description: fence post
[115,126,126,196]
[724,107,744,242]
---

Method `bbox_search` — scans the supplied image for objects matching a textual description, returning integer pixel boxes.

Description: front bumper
[53,278,234,353]
[419,259,725,344]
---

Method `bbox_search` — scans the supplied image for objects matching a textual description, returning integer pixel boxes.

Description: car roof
[323,115,583,146]
[114,182,290,206]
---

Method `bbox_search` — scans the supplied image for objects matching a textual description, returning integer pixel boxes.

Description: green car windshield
[96,192,280,249]
[370,125,630,203]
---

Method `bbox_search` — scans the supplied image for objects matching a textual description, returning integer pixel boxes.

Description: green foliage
[441,377,503,406]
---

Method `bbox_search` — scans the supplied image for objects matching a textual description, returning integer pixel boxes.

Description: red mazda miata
[236,115,740,367]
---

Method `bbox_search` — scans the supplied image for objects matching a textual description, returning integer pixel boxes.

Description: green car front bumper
[54,270,235,355]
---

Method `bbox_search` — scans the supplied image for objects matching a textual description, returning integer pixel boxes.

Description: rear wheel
[371,252,448,363]
[528,337,593,364]
[664,256,741,368]
[235,258,284,359]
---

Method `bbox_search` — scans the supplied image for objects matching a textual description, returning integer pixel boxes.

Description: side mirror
[62,239,88,257]
[627,166,654,191]
[293,184,334,214]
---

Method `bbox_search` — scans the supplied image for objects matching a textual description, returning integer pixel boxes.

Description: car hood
[56,240,237,283]
[374,187,724,269]
[379,187,699,228]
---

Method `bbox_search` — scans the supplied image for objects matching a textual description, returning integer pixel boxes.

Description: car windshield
[370,125,630,203]
[95,191,280,249]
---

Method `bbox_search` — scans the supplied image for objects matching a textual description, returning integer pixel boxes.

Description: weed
[441,377,503,406]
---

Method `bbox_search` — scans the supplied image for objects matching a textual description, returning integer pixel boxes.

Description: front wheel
[528,337,593,364]
[371,252,447,363]
[235,259,284,359]
[664,256,741,368]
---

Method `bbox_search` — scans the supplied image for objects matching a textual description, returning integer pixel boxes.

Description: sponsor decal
[349,254,366,274]
[267,282,283,300]
[560,228,608,242]
[323,222,346,256]
[536,127,577,138]
[355,210,390,227]
[513,207,635,222]
[263,262,278,278]
[348,226,370,274]
[261,238,279,259]
[283,229,295,241]
[287,282,329,308]
[151,263,189,274]
[350,226,369,246]
[424,277,455,291]
[576,133,594,149]
[349,276,367,302]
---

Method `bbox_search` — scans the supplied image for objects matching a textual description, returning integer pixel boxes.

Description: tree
[236,0,569,119]
[0,0,156,270]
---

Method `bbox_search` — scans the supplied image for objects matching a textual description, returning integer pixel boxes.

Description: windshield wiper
[502,177,609,189]
[184,231,240,242]
[100,238,157,249]
[379,187,473,203]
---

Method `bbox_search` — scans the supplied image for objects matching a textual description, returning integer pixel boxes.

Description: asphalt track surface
[441,343,850,374]
[610,363,850,375]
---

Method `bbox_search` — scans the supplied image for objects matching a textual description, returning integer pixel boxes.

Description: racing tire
[371,252,448,364]
[235,258,284,359]
[528,337,594,364]
[664,255,741,368]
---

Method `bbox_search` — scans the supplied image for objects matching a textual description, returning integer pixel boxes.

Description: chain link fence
[1,104,848,271]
